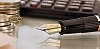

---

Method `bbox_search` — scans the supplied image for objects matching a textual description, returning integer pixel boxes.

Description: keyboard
[20,0,100,19]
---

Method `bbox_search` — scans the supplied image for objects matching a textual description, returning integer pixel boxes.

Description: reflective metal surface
[0,0,22,37]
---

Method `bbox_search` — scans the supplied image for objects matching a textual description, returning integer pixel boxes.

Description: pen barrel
[59,16,99,35]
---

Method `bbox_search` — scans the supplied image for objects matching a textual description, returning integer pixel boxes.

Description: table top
[22,17,58,27]
[19,16,100,49]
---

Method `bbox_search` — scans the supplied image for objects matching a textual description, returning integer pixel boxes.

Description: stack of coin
[0,14,16,36]
[0,0,22,37]
[0,0,22,26]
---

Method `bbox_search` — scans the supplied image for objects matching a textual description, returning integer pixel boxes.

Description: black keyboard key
[83,4,94,7]
[70,3,81,6]
[71,0,81,3]
[30,2,38,7]
[84,0,95,2]
[68,5,80,11]
[43,0,54,4]
[58,0,69,2]
[41,3,52,8]
[82,7,93,12]
[54,4,66,9]
[84,1,95,5]
[56,1,67,5]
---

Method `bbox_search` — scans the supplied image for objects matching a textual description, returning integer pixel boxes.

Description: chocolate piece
[84,1,94,5]
[70,3,80,6]
[71,0,81,3]
[83,4,94,7]
[82,7,93,12]
[56,1,67,5]
[41,3,52,8]
[54,4,66,9]
[68,6,79,11]
[43,0,54,4]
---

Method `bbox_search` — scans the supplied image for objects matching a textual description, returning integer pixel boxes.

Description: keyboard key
[43,0,54,4]
[56,1,67,5]
[82,7,93,12]
[83,0,95,2]
[71,0,81,3]
[30,2,38,7]
[68,5,80,11]
[70,3,80,6]
[54,4,66,9]
[83,4,94,7]
[84,1,94,5]
[58,0,69,2]
[41,3,52,8]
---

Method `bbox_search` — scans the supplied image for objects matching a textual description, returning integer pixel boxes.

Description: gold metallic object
[2,28,16,36]
[41,24,61,29]
[10,15,22,25]
[2,28,15,33]
[0,5,19,8]
[37,24,61,34]
[0,1,19,5]
[6,11,19,14]
[0,22,11,26]
[0,8,19,11]
[0,25,14,30]
[46,28,61,34]
[0,14,10,22]
[0,0,21,37]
